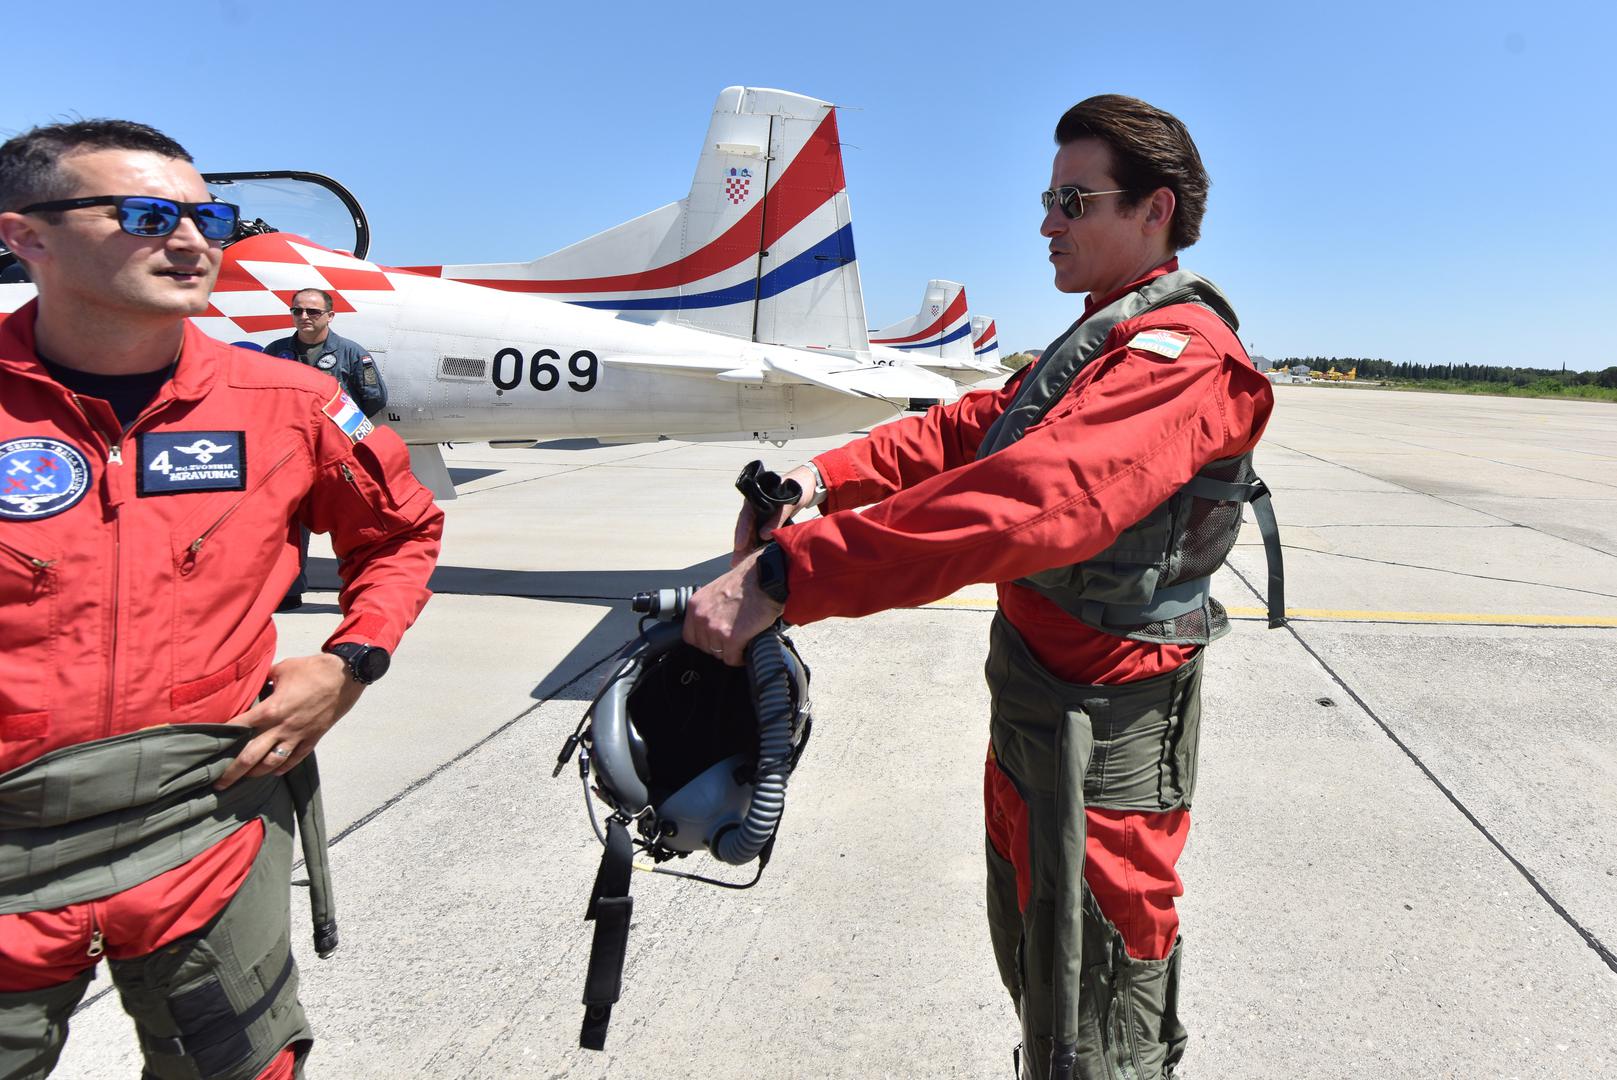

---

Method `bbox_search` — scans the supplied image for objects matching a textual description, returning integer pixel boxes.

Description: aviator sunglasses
[1039,186,1130,220]
[16,195,241,241]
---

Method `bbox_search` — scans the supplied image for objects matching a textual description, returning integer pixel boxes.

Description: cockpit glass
[204,172,369,259]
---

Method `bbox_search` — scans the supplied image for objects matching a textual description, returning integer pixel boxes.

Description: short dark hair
[1054,95,1209,250]
[0,119,193,214]
[293,288,334,312]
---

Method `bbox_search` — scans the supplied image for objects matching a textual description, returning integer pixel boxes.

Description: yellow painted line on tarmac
[918,596,1617,626]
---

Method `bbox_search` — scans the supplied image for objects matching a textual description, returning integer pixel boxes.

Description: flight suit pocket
[317,438,434,549]
[170,435,307,690]
[0,533,59,740]
[1163,670,1201,810]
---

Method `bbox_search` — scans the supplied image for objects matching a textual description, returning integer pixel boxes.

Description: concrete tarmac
[53,384,1617,1078]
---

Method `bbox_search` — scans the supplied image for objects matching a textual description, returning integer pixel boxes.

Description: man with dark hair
[0,119,443,1080]
[264,288,389,610]
[265,288,386,421]
[683,94,1280,1079]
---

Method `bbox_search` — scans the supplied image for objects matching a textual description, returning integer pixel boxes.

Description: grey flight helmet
[568,588,812,866]
[555,587,813,1051]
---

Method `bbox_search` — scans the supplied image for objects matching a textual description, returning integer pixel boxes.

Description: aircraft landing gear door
[739,383,795,444]
[202,171,369,259]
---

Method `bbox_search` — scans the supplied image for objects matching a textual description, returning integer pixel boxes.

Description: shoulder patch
[323,390,374,443]
[0,437,93,520]
[1127,329,1191,359]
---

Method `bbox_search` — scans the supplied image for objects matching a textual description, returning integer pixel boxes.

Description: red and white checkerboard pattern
[724,176,750,205]
[208,234,396,335]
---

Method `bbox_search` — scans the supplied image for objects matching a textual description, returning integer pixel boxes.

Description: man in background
[265,288,388,610]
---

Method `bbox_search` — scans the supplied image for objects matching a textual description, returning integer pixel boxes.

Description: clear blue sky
[7,0,1613,368]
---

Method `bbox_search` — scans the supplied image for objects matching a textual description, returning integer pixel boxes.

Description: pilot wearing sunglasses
[264,289,388,421]
[684,95,1279,1080]
[263,291,391,611]
[0,119,443,1080]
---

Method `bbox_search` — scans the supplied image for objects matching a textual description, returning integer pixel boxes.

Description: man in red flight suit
[684,96,1278,1078]
[0,120,442,1079]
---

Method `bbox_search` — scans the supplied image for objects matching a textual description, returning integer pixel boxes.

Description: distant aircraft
[868,279,1004,386]
[0,88,952,498]
[970,315,1001,369]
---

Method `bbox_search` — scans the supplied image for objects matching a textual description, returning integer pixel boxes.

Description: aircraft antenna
[749,114,777,343]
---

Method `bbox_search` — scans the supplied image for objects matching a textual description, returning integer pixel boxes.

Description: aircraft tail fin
[423,87,868,355]
[868,280,975,366]
[971,315,1002,368]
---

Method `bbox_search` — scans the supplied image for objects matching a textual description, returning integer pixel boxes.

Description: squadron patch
[138,431,247,496]
[323,389,374,443]
[0,437,92,520]
[316,353,337,370]
[1128,330,1191,359]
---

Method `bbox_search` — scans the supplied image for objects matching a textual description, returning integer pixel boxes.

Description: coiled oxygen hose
[712,628,794,865]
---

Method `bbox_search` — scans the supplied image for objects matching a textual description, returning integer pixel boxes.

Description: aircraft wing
[763,353,957,401]
[604,351,952,401]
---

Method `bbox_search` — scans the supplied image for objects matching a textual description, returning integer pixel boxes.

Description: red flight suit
[773,260,1274,960]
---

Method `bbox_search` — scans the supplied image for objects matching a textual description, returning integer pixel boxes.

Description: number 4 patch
[1128,330,1191,359]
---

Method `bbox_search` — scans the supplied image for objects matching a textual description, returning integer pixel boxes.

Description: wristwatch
[755,542,790,604]
[803,461,829,508]
[326,642,391,685]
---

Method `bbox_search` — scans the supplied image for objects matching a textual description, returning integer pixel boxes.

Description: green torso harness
[977,269,1284,641]
[0,725,338,958]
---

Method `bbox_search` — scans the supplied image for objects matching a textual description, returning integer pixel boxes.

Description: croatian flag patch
[1128,330,1191,359]
[323,390,374,443]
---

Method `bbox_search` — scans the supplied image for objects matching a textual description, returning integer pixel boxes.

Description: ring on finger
[269,746,293,758]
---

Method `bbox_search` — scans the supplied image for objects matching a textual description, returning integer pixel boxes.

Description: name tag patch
[138,431,247,496]
[1128,330,1191,359]
[323,390,373,443]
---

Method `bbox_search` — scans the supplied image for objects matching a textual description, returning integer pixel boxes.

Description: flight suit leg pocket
[1163,666,1202,811]
[111,821,311,1080]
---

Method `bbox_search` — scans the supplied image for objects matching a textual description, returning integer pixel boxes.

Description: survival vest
[977,269,1285,641]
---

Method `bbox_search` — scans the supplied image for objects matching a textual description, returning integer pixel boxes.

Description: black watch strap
[756,542,789,604]
[327,642,390,684]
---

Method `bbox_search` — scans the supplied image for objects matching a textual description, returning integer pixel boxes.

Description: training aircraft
[868,279,1004,387]
[0,88,954,498]
[970,315,1002,369]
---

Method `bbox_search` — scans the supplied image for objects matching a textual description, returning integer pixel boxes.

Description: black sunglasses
[1039,186,1130,220]
[16,195,241,241]
[289,306,331,317]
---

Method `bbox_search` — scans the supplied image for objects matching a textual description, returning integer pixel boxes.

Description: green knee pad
[1072,895,1186,1080]
[996,895,1187,1080]
[0,971,94,1080]
[109,825,313,1080]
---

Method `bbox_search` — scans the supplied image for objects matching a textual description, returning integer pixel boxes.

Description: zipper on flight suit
[86,904,105,959]
[0,538,56,595]
[179,449,298,572]
[68,394,124,739]
[339,461,387,528]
